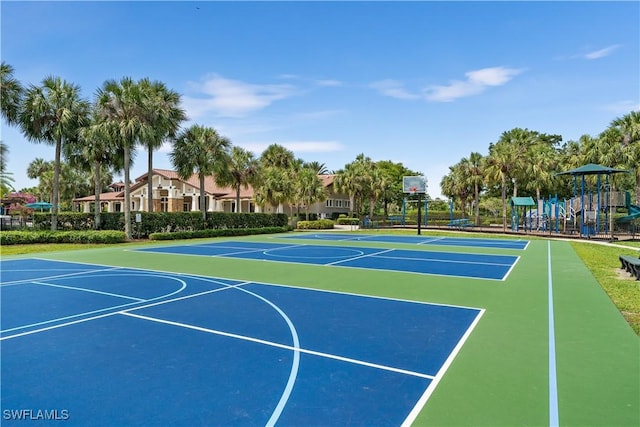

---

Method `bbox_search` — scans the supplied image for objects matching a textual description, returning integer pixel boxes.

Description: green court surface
[3,232,638,426]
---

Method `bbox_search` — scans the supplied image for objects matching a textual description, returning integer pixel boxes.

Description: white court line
[0,280,251,340]
[1,275,188,335]
[547,241,559,426]
[373,254,514,267]
[417,237,446,245]
[0,266,123,287]
[324,248,396,266]
[501,256,521,281]
[31,281,144,302]
[402,308,485,426]
[121,312,435,380]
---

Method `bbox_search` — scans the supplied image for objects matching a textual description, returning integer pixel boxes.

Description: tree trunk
[147,149,154,212]
[199,174,206,220]
[51,138,61,231]
[94,160,101,229]
[474,182,480,226]
[501,175,507,231]
[235,185,241,213]
[124,146,132,240]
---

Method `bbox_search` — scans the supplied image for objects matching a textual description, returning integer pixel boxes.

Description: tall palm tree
[68,109,124,228]
[256,144,297,214]
[216,146,258,213]
[170,125,230,220]
[334,163,361,217]
[296,167,326,219]
[464,152,484,225]
[485,141,518,231]
[95,77,149,240]
[139,79,186,212]
[19,76,90,230]
[0,62,23,125]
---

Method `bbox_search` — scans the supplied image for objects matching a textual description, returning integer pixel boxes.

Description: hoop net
[409,187,417,196]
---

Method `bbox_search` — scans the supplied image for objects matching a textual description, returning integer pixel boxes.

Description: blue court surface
[136,241,520,281]
[1,258,483,426]
[278,233,530,250]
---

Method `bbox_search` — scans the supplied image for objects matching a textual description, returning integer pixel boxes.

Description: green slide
[616,204,640,224]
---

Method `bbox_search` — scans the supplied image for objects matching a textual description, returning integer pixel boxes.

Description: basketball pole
[417,192,422,235]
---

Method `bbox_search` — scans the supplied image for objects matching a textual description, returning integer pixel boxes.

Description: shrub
[0,230,127,245]
[336,217,359,225]
[296,219,334,230]
[149,226,290,241]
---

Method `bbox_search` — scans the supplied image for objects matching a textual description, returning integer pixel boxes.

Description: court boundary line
[277,233,530,250]
[0,279,253,340]
[0,265,123,287]
[402,308,486,426]
[31,280,145,302]
[547,240,559,426]
[0,273,190,335]
[23,257,486,312]
[324,248,395,266]
[133,245,515,281]
[121,311,436,380]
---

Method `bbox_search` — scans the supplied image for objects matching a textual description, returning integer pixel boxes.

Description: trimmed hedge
[336,217,360,225]
[296,219,335,230]
[32,212,289,237]
[149,226,290,241]
[0,230,127,245]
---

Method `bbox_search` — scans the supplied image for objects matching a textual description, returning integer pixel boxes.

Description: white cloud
[315,79,343,87]
[370,79,420,100]
[584,44,621,60]
[423,66,524,102]
[182,74,299,119]
[603,100,640,114]
[240,141,344,154]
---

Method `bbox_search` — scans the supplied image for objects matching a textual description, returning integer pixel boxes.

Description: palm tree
[334,164,361,217]
[256,144,297,214]
[254,166,293,214]
[464,152,484,225]
[304,161,330,175]
[19,76,90,230]
[26,158,54,201]
[95,77,150,240]
[216,146,258,213]
[68,110,124,228]
[485,141,518,231]
[0,62,23,125]
[170,125,230,220]
[296,167,326,219]
[139,79,186,212]
[0,142,15,195]
[611,111,640,203]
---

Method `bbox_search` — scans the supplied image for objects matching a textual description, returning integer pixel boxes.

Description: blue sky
[2,1,639,199]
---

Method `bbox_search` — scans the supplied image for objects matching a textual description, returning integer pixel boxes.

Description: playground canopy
[510,197,536,207]
[555,163,628,176]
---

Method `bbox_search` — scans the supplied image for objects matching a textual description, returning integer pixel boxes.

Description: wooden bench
[619,254,640,280]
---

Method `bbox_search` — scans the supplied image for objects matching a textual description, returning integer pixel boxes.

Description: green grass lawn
[1,230,638,425]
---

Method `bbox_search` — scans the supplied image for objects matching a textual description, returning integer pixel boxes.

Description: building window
[161,197,169,212]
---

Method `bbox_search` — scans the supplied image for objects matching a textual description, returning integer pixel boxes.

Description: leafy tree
[139,79,186,212]
[611,111,640,203]
[296,167,326,219]
[0,62,23,125]
[216,146,258,213]
[95,77,149,239]
[170,125,230,219]
[19,76,90,230]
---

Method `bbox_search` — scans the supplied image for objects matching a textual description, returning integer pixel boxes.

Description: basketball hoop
[409,186,417,196]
